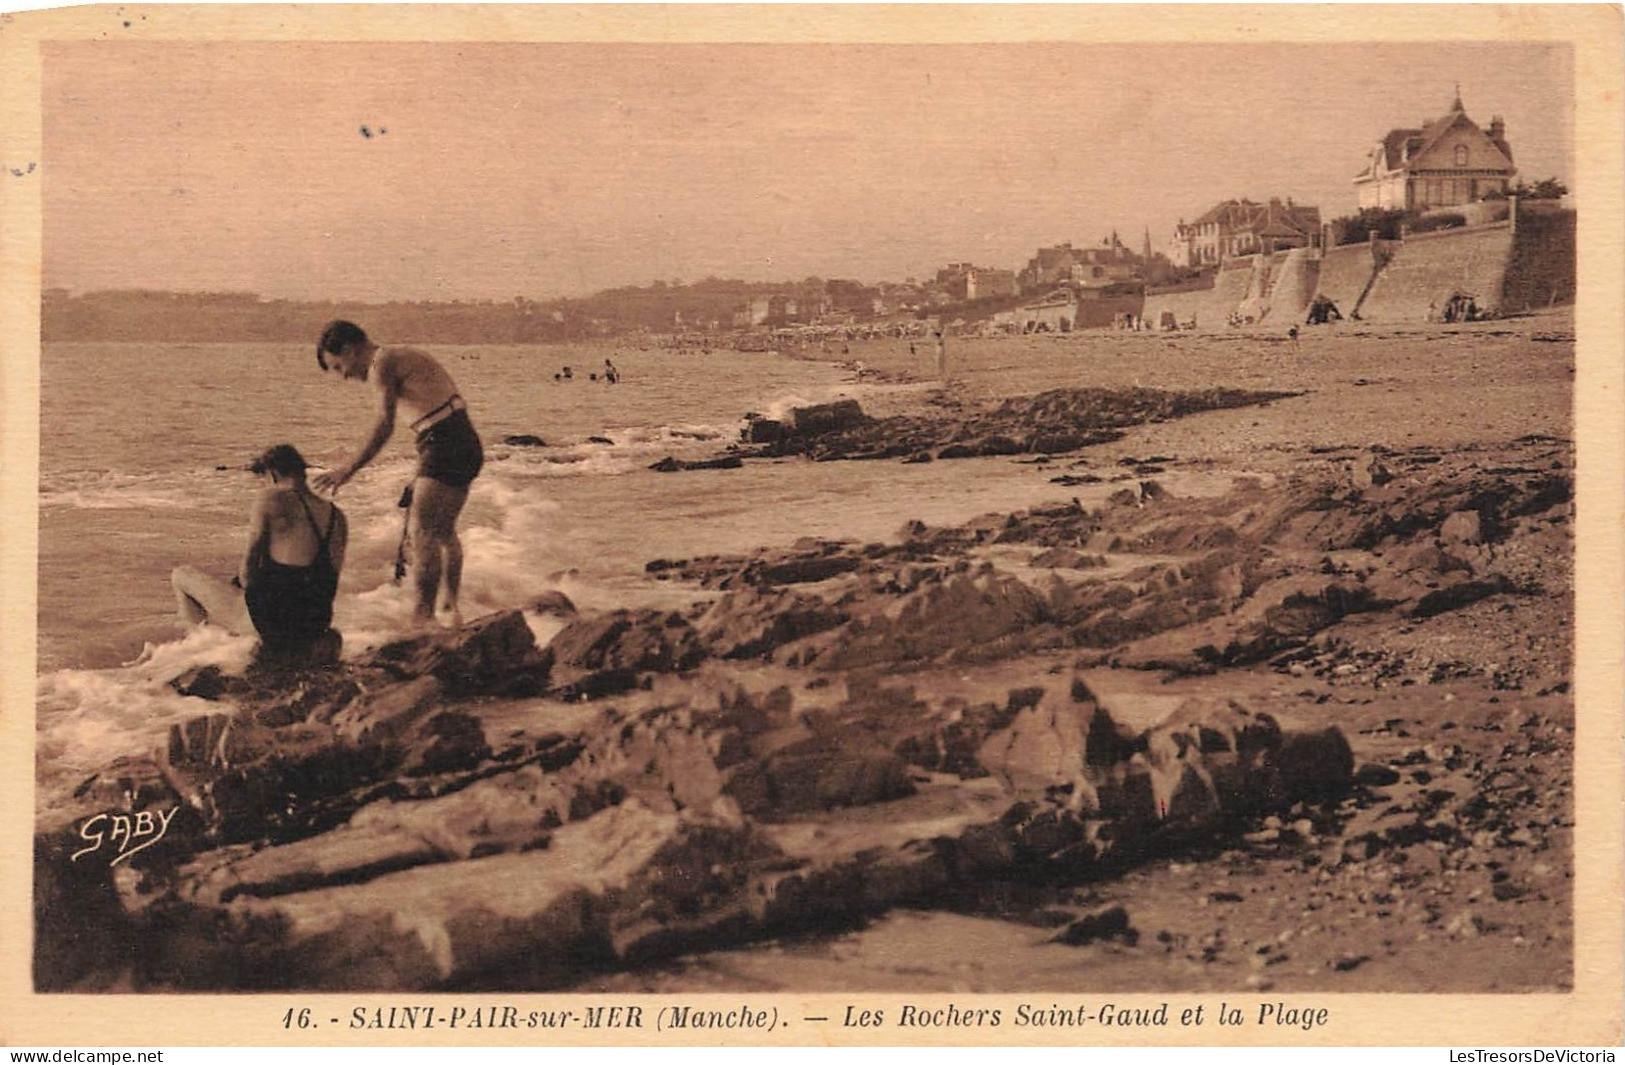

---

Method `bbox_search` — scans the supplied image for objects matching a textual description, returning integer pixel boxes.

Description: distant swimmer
[172,444,348,665]
[313,320,483,630]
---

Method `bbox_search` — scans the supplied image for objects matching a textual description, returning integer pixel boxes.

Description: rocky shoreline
[35,383,1572,993]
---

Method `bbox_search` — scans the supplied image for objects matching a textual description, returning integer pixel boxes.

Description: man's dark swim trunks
[246,494,339,655]
[414,398,484,489]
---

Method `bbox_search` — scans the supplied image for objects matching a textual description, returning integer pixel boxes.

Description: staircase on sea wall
[1139,212,1569,331]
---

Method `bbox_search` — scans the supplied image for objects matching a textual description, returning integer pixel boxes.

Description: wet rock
[744,723,915,817]
[1051,904,1134,945]
[1440,509,1485,546]
[531,590,578,617]
[691,589,847,661]
[1355,762,1402,787]
[1030,432,1089,455]
[977,698,1094,798]
[554,668,644,702]
[649,455,744,473]
[577,706,729,815]
[1352,454,1395,490]
[171,665,254,702]
[549,609,705,675]
[746,418,785,444]
[608,820,782,962]
[1271,728,1355,804]
[759,555,861,586]
[156,800,691,990]
[1031,547,1108,570]
[792,400,866,434]
[977,435,1026,457]
[748,784,1011,928]
[823,568,1049,669]
[33,831,135,990]
[252,629,343,672]
[502,434,547,447]
[401,711,492,777]
[1412,576,1516,619]
[365,611,551,696]
[167,711,239,766]
[332,676,444,745]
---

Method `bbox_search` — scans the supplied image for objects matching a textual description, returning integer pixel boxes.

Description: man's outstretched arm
[315,362,400,492]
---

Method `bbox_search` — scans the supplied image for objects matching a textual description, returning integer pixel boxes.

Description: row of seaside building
[905,92,1522,310]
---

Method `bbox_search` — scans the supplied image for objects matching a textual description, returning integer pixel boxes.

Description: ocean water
[35,340,1097,803]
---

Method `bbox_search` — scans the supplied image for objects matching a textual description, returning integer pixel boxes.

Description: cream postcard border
[0,3,1619,1048]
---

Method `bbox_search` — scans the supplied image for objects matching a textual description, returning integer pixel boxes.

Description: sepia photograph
[3,3,1621,1049]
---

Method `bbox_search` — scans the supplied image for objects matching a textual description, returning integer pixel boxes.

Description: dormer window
[1454,145,1469,167]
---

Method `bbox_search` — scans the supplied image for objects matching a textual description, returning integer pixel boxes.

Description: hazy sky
[43,40,1572,302]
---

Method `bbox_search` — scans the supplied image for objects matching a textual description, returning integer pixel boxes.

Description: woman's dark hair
[249,443,308,478]
[316,320,369,370]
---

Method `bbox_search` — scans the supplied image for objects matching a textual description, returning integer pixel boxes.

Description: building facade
[1353,93,1516,212]
[933,263,1018,302]
[1167,198,1322,268]
[1017,237,1140,292]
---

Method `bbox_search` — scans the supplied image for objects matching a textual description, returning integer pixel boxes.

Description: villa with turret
[1352,92,1516,212]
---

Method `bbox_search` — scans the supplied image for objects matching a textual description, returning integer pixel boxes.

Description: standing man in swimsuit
[311,320,483,629]
[173,443,348,662]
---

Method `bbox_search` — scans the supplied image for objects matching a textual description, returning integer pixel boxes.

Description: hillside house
[1018,237,1138,292]
[1168,198,1322,268]
[933,263,1018,302]
[1353,93,1516,211]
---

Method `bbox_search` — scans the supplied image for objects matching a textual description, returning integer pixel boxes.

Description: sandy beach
[830,313,1573,462]
[574,310,1578,993]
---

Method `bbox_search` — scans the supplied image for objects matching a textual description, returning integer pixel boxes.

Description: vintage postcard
[1,3,1620,1049]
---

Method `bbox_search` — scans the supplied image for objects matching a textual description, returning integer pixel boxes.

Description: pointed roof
[1360,93,1514,180]
[1187,198,1319,239]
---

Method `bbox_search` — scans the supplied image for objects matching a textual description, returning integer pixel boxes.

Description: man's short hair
[249,443,308,478]
[316,320,369,370]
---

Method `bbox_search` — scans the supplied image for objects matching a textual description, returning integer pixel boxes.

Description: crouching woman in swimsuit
[311,320,482,629]
[172,444,349,663]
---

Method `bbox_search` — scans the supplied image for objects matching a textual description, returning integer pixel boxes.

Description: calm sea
[35,340,1092,801]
